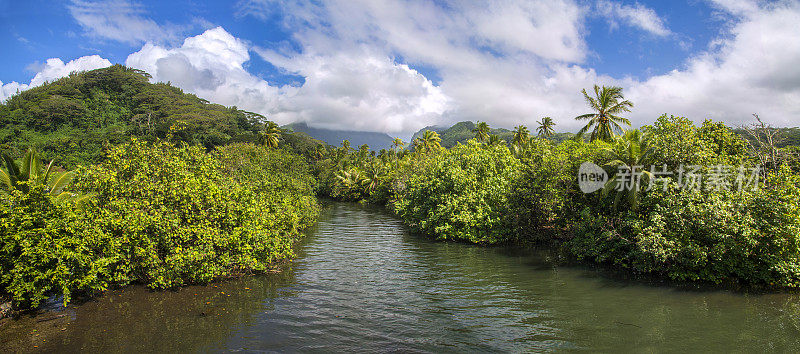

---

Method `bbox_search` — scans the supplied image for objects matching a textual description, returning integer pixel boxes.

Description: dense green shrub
[0,140,318,308]
[393,141,520,244]
[75,140,318,289]
[509,138,606,238]
[0,186,114,307]
[643,115,748,168]
[566,166,800,288]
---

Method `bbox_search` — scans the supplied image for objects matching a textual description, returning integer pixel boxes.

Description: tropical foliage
[394,141,520,243]
[575,85,633,141]
[536,117,555,137]
[0,140,318,308]
[4,69,800,314]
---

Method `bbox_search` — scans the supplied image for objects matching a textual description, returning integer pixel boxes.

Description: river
[2,202,799,352]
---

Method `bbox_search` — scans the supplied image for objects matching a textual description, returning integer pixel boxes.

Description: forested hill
[411,121,575,148]
[283,122,395,150]
[0,64,322,167]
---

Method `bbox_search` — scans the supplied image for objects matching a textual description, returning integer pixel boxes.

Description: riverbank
[3,202,800,352]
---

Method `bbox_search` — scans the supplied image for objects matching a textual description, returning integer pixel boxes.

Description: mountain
[411,121,578,148]
[0,65,323,166]
[283,122,395,150]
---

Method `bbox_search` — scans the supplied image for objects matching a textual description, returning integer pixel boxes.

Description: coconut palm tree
[536,117,555,138]
[472,121,491,143]
[0,148,92,204]
[392,137,405,151]
[488,135,505,146]
[414,130,442,153]
[359,163,386,195]
[575,85,633,142]
[602,130,653,211]
[260,122,282,148]
[512,125,530,146]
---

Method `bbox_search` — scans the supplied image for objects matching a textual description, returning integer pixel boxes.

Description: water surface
[2,202,799,352]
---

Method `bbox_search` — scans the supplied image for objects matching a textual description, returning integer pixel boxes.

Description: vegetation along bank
[2,66,800,316]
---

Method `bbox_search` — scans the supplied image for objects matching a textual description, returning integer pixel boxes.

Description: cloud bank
[5,0,800,134]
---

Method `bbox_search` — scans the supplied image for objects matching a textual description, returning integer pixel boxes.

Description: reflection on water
[2,202,800,352]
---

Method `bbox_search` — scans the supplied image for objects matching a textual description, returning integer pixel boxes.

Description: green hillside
[0,65,323,167]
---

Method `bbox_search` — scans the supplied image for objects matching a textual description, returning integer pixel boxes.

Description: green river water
[2,202,799,352]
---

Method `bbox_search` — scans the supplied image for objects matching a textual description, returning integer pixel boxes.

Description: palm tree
[472,121,491,143]
[392,137,405,151]
[260,122,282,148]
[359,163,386,195]
[602,130,652,211]
[536,117,555,138]
[0,148,92,204]
[334,168,363,200]
[512,125,530,146]
[414,130,442,153]
[488,135,505,146]
[575,85,633,142]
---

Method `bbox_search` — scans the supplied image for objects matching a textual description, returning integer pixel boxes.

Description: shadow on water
[2,201,800,352]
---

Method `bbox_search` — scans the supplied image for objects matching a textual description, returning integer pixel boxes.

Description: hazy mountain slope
[284,122,395,150]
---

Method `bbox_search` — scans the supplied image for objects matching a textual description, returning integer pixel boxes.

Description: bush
[509,138,606,238]
[0,186,114,307]
[566,166,800,288]
[393,141,520,244]
[0,140,319,308]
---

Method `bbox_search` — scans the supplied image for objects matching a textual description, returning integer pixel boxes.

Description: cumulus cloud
[1,55,112,101]
[68,0,186,44]
[596,0,672,37]
[9,0,793,135]
[237,0,799,132]
[263,50,448,132]
[126,27,284,114]
[625,0,800,127]
[126,27,446,133]
[242,0,598,132]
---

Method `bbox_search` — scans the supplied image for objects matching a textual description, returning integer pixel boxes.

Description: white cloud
[9,0,793,136]
[1,56,112,101]
[708,0,762,16]
[126,27,284,114]
[126,27,446,133]
[263,50,449,133]
[68,0,185,44]
[625,0,800,127]
[596,0,672,37]
[242,0,597,132]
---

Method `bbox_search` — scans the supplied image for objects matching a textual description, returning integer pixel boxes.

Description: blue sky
[1,0,798,134]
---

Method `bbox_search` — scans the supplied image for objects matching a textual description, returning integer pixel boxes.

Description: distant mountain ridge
[283,122,395,150]
[411,121,576,148]
[411,121,513,148]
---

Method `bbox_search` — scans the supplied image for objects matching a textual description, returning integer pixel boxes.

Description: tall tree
[472,121,491,143]
[260,122,282,148]
[414,130,442,153]
[602,130,653,211]
[392,137,405,151]
[488,135,506,146]
[512,125,530,146]
[575,85,633,141]
[536,117,555,138]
